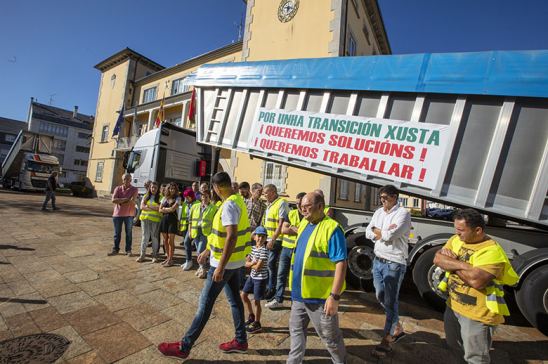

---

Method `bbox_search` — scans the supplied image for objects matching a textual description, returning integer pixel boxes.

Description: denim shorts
[242,276,267,301]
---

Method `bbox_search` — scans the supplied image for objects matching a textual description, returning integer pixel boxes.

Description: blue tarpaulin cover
[194,50,548,98]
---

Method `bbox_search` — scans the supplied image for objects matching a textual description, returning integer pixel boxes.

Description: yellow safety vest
[288,216,346,300]
[282,209,302,249]
[180,200,200,232]
[208,194,251,265]
[190,203,218,238]
[139,197,161,223]
[264,197,286,241]
[437,236,518,316]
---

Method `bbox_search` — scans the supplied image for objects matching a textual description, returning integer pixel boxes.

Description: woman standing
[190,191,218,278]
[137,181,161,263]
[159,182,180,266]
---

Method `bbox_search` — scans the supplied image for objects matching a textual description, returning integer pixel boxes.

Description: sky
[1,0,547,122]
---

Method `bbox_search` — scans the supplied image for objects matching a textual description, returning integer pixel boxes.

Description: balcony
[114,136,138,151]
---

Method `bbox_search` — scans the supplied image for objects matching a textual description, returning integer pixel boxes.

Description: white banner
[247,108,451,189]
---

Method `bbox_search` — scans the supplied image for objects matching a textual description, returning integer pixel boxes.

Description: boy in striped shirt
[241,226,269,333]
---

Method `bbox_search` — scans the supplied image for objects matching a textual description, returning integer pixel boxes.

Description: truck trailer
[192,50,548,334]
[1,130,60,191]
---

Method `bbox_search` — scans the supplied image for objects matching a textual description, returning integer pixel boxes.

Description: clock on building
[278,0,299,23]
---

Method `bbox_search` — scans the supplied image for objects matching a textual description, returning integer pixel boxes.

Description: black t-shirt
[47,176,57,191]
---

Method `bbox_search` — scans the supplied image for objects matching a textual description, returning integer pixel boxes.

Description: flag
[112,106,125,137]
[154,97,165,128]
[188,88,196,123]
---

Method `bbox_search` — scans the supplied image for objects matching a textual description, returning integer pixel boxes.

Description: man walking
[41,171,59,211]
[266,192,306,309]
[365,184,411,355]
[262,184,289,300]
[434,209,518,364]
[108,173,138,256]
[158,172,251,359]
[287,191,347,363]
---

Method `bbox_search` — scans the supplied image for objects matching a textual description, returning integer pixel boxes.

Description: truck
[191,50,548,334]
[125,122,212,194]
[1,130,60,191]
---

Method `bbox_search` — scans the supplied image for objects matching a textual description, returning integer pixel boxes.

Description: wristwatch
[329,292,341,301]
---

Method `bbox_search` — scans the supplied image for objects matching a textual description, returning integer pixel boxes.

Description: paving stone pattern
[0,191,546,363]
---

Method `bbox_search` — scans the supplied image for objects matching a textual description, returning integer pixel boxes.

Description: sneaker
[136,255,145,263]
[126,251,133,257]
[157,342,189,359]
[219,338,248,353]
[181,260,194,271]
[265,300,283,309]
[151,257,158,263]
[107,250,119,256]
[198,268,208,279]
[244,315,256,326]
[195,266,202,276]
[246,321,262,333]
[264,289,274,301]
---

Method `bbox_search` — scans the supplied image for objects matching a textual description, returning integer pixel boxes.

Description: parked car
[68,181,93,197]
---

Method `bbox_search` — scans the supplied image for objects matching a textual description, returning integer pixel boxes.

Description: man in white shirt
[365,184,411,356]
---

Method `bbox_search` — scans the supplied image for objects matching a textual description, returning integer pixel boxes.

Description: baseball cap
[253,226,267,236]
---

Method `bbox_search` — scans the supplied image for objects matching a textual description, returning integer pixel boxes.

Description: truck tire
[412,246,447,311]
[347,234,375,292]
[515,265,548,335]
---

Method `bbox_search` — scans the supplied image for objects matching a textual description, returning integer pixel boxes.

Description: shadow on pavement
[0,297,48,304]
[0,245,35,251]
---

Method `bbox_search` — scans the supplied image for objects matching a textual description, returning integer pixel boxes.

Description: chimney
[73,106,78,118]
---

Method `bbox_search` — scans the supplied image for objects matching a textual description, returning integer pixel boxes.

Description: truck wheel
[515,265,548,335]
[412,246,447,311]
[347,235,375,292]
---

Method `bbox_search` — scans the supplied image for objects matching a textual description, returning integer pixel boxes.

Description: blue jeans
[183,231,193,263]
[113,216,133,252]
[267,240,282,291]
[274,247,293,303]
[372,257,406,336]
[181,266,247,350]
[194,233,207,255]
[42,190,56,209]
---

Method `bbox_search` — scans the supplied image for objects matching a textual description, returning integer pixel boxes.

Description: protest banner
[248,108,450,189]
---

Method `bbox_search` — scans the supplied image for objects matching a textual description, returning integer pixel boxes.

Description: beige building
[87,0,391,209]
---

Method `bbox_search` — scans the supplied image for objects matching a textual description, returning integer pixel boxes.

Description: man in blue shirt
[287,191,347,364]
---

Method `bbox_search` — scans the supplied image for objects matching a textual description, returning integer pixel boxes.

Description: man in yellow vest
[158,172,251,359]
[433,208,518,364]
[181,189,201,271]
[266,192,306,309]
[287,192,347,364]
[262,184,289,300]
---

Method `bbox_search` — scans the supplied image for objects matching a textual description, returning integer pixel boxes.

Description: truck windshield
[126,151,141,173]
[26,160,57,174]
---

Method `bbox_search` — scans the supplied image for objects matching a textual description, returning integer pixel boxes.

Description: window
[39,121,68,138]
[142,87,157,103]
[347,33,357,56]
[110,74,116,88]
[354,183,362,202]
[101,125,109,142]
[53,139,66,151]
[5,134,16,143]
[339,179,349,200]
[413,198,420,208]
[362,25,371,45]
[76,146,90,153]
[78,132,89,139]
[95,161,104,182]
[399,197,408,207]
[172,78,191,95]
[74,159,88,167]
[263,162,285,192]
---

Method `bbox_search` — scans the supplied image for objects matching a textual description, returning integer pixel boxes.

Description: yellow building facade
[88,0,390,209]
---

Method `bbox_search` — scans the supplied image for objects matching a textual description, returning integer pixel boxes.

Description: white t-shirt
[210,199,245,269]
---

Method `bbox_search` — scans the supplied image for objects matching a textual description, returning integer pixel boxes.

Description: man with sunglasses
[365,184,412,357]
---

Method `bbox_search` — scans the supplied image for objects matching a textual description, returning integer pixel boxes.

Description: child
[240,226,269,333]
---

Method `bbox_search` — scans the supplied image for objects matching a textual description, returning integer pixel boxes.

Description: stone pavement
[0,190,546,363]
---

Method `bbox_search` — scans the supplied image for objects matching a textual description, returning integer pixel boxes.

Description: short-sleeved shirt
[112,185,138,217]
[249,245,269,280]
[210,199,244,270]
[444,235,505,325]
[291,222,347,304]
